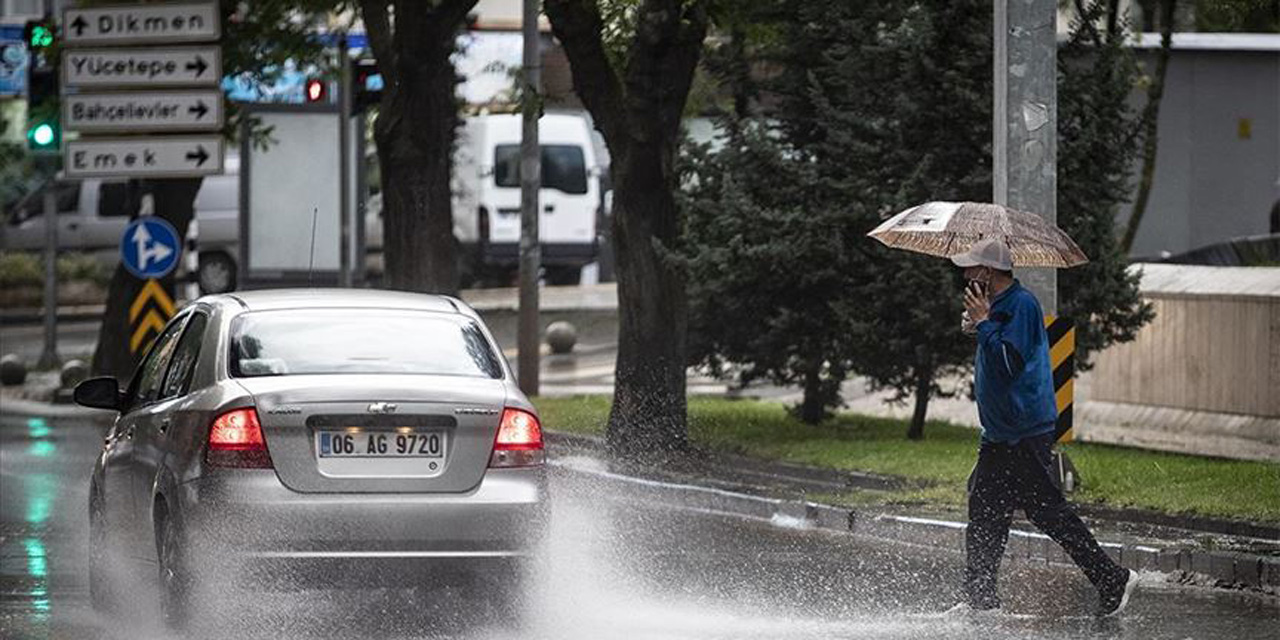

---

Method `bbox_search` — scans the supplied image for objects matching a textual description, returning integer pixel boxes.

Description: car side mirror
[74,377,124,411]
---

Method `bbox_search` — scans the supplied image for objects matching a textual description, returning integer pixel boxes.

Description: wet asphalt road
[1,405,1277,640]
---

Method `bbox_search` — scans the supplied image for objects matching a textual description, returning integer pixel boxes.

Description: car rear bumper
[175,466,549,563]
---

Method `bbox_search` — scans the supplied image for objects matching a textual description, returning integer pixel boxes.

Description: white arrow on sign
[132,223,175,272]
[64,91,224,133]
[62,47,221,89]
[64,2,220,47]
[65,137,225,179]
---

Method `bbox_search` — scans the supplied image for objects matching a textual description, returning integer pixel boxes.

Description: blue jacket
[973,281,1058,443]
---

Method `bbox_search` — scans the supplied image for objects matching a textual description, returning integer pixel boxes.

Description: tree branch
[623,1,710,143]
[544,0,628,147]
[360,0,397,79]
[1073,0,1103,47]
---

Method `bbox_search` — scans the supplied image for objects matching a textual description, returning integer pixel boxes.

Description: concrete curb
[547,433,1280,595]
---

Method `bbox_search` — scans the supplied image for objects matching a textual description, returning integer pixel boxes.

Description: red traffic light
[305,79,326,103]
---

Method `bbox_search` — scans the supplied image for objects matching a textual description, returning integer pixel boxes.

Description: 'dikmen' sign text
[64,3,220,47]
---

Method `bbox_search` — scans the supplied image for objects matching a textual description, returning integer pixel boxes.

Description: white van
[454,111,604,284]
[1,157,241,293]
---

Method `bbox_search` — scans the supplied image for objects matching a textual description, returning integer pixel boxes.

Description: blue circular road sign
[120,217,181,280]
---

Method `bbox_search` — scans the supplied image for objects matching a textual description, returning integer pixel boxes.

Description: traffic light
[24,19,59,153]
[23,19,54,50]
[352,59,382,113]
[305,78,327,103]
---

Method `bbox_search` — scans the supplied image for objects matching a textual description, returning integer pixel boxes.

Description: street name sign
[121,217,181,280]
[62,46,220,88]
[64,2,220,47]
[65,136,224,178]
[64,90,224,133]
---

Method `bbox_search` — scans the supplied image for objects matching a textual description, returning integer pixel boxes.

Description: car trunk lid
[234,375,506,493]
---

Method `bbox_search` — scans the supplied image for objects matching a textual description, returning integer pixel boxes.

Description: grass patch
[533,395,1280,523]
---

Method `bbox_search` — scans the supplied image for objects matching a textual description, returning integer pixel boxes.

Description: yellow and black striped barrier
[1044,316,1075,444]
[130,279,175,354]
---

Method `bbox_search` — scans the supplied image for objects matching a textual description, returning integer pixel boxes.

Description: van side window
[494,145,589,195]
[7,183,79,222]
[98,182,132,218]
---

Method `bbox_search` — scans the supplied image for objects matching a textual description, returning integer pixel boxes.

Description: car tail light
[489,407,544,468]
[206,408,273,468]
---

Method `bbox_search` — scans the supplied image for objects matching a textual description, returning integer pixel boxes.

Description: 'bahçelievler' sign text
[64,90,224,133]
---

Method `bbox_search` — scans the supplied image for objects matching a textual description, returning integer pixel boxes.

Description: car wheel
[88,492,115,615]
[197,252,237,294]
[156,509,193,631]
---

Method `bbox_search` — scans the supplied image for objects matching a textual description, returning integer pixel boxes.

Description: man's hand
[964,282,990,325]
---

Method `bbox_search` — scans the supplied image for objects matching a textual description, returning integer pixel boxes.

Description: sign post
[59,1,223,363]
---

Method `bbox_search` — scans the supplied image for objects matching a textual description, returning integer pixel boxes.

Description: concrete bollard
[0,354,28,386]
[60,359,89,389]
[545,321,578,354]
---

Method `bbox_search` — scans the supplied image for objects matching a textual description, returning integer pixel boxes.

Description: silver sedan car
[75,289,547,628]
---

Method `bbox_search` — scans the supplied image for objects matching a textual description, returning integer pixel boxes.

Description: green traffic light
[29,25,53,48]
[29,123,56,148]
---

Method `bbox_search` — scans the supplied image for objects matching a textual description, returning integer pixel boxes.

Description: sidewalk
[545,431,1280,596]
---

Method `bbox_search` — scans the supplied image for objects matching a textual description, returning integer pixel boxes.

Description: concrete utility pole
[994,0,1057,315]
[517,0,542,395]
[39,183,58,369]
[338,35,353,287]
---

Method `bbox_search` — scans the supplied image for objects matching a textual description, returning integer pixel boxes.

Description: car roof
[220,288,464,314]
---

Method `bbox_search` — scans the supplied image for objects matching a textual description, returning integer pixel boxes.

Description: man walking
[949,238,1137,616]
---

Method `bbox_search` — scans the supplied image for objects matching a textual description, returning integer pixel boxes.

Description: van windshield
[494,144,589,195]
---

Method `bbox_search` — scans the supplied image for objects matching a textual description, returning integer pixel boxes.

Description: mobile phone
[968,281,988,298]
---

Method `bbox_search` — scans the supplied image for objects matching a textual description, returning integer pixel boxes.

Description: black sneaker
[1099,569,1139,617]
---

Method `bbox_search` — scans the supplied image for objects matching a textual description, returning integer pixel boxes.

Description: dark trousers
[964,432,1126,608]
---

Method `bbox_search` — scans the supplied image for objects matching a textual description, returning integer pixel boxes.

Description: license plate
[317,430,445,458]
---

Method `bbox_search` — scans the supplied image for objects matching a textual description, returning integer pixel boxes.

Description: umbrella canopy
[867,201,1089,268]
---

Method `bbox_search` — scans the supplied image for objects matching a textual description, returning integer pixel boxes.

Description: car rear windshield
[230,310,504,379]
[494,144,589,195]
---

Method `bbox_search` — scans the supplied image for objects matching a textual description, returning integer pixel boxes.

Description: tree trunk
[1121,0,1176,254]
[906,366,933,440]
[374,54,459,294]
[605,144,688,459]
[799,361,826,425]
[92,179,202,380]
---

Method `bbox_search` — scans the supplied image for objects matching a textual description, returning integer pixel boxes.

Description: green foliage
[1193,0,1280,32]
[0,252,42,289]
[0,251,110,288]
[683,0,989,430]
[681,123,862,424]
[1058,2,1156,368]
[683,0,1153,433]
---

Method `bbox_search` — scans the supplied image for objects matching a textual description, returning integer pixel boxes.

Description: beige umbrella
[867,201,1089,268]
